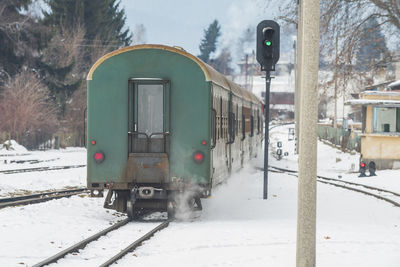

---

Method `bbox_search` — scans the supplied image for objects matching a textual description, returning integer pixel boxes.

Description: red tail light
[193,151,204,163]
[94,152,105,163]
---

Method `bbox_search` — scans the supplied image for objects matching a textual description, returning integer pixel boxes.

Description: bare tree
[272,0,399,122]
[276,0,398,71]
[63,29,117,146]
[0,70,58,146]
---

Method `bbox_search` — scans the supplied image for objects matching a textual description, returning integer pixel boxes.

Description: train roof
[87,44,261,104]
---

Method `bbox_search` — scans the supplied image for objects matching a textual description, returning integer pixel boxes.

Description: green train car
[87,44,263,218]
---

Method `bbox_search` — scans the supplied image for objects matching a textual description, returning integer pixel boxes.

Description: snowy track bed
[0,188,88,209]
[0,195,124,266]
[0,164,86,175]
[1,129,400,266]
[0,167,87,198]
[114,168,400,267]
[268,165,400,207]
[0,148,87,197]
[0,166,399,266]
[40,219,168,267]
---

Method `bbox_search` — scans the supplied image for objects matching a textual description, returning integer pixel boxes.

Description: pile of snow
[0,140,28,154]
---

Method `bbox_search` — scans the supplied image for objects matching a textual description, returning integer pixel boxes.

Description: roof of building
[361,90,400,96]
[388,80,400,89]
[345,99,400,106]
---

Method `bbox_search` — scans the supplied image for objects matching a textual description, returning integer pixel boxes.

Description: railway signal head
[256,20,280,71]
[368,161,376,176]
[359,161,366,177]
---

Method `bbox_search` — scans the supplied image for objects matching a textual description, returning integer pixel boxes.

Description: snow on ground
[0,146,86,171]
[0,195,126,266]
[268,124,400,193]
[0,146,86,197]
[115,166,400,267]
[0,127,399,266]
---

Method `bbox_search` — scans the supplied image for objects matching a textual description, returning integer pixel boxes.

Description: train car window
[250,115,254,137]
[243,106,251,134]
[137,84,164,136]
[223,100,226,140]
[129,80,169,154]
[241,112,246,141]
[211,108,217,148]
[220,97,223,139]
[236,104,239,136]
[242,114,246,140]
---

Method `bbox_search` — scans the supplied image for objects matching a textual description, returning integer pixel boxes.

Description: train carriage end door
[127,79,170,184]
[128,79,170,154]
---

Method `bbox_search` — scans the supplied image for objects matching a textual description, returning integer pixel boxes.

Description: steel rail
[0,164,86,174]
[99,220,170,267]
[32,218,130,267]
[268,165,400,198]
[261,165,400,208]
[0,188,88,209]
[317,179,400,207]
[316,175,400,198]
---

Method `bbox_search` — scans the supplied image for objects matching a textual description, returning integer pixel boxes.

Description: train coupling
[134,187,167,200]
[90,189,104,197]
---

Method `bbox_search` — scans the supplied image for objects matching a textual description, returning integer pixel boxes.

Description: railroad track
[262,165,400,207]
[0,164,86,174]
[33,218,170,267]
[0,188,88,209]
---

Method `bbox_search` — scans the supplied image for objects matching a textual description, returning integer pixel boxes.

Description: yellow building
[346,89,400,169]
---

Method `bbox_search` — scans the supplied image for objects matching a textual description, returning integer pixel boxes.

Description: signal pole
[256,20,280,200]
[263,70,271,199]
[296,0,320,266]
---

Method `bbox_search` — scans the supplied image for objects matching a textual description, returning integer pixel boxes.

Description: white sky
[120,0,277,56]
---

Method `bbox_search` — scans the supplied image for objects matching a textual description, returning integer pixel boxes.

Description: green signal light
[265,41,272,46]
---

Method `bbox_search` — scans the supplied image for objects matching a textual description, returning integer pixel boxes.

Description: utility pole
[294,38,299,154]
[295,0,303,153]
[296,0,319,267]
[334,33,338,128]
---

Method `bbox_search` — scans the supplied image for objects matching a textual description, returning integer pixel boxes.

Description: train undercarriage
[98,186,204,219]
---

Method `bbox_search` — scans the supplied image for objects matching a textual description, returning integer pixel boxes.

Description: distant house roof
[270,104,295,111]
[364,80,395,91]
[361,90,400,96]
[345,99,400,106]
[388,80,400,90]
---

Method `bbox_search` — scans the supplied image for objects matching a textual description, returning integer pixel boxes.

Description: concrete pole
[295,0,303,153]
[296,0,320,266]
[333,33,339,128]
[293,38,298,152]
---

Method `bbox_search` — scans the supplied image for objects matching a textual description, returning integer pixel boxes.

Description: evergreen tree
[44,0,132,47]
[36,57,81,115]
[0,0,39,86]
[41,0,132,114]
[356,17,389,71]
[198,20,221,63]
[211,47,233,75]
